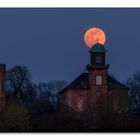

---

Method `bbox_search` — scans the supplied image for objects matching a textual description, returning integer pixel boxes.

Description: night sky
[0,8,139,83]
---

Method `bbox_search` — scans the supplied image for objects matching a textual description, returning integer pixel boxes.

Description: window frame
[96,75,102,85]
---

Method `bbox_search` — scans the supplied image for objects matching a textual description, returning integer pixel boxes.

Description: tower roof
[90,43,106,52]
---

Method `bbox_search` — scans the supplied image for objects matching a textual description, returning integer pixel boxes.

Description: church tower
[59,27,128,113]
[87,42,109,111]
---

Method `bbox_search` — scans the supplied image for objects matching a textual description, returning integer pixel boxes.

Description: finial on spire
[84,28,106,48]
[96,38,99,44]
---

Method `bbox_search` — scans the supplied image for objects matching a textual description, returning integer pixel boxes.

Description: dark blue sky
[0,8,139,83]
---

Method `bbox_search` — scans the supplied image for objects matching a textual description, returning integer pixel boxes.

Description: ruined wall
[0,64,6,110]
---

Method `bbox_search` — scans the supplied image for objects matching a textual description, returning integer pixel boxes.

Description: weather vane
[96,38,99,43]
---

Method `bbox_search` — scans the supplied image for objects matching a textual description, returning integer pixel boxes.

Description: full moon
[84,27,106,48]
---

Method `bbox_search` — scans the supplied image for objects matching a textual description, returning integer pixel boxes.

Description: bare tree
[126,70,140,111]
[46,80,67,94]
[46,80,67,109]
[5,65,36,102]
[37,82,51,99]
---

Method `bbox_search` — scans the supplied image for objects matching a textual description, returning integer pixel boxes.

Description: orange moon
[84,27,106,48]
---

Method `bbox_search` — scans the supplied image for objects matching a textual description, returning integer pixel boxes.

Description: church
[59,28,129,112]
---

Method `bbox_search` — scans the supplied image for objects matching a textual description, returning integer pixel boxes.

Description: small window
[96,75,102,85]
[77,95,83,111]
[96,56,102,63]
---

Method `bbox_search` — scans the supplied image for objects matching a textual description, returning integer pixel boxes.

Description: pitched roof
[66,73,89,89]
[107,75,129,89]
[60,73,129,93]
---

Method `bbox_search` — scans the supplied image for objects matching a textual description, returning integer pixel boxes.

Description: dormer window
[96,75,102,85]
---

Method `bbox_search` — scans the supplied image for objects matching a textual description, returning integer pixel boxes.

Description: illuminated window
[96,75,102,85]
[96,56,102,63]
[77,95,83,111]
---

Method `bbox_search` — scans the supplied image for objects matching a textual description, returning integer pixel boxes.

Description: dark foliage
[5,65,67,114]
[2,66,140,132]
[126,70,140,112]
[0,102,30,132]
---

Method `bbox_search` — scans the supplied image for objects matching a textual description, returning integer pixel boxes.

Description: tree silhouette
[46,80,67,108]
[46,80,67,94]
[126,70,140,111]
[37,80,67,109]
[37,82,51,99]
[5,65,36,102]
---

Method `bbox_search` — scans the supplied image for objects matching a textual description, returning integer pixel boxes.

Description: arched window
[96,75,102,85]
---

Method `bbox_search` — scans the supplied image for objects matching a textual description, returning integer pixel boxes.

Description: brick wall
[0,64,6,111]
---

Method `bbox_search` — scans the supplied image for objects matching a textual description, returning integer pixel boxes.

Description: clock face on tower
[95,56,102,64]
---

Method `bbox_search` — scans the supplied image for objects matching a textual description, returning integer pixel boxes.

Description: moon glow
[84,27,106,48]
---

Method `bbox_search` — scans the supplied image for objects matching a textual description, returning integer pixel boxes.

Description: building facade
[60,43,129,112]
